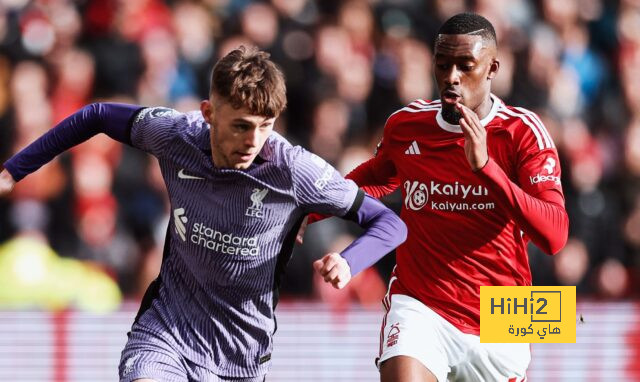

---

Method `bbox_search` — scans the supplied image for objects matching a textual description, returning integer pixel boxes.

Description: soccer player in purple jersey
[0,46,407,382]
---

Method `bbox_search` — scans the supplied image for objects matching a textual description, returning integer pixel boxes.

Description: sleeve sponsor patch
[134,107,180,125]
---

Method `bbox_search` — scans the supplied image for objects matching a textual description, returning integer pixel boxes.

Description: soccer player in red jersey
[303,12,569,382]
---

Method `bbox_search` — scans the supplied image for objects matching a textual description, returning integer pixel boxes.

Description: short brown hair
[210,46,287,118]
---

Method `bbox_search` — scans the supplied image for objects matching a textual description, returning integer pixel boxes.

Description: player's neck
[473,95,494,120]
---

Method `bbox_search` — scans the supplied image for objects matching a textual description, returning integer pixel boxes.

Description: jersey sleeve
[130,107,183,157]
[290,147,359,216]
[514,118,564,199]
[476,113,568,255]
[3,103,141,181]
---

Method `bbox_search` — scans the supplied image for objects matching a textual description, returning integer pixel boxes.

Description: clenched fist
[0,169,15,196]
[313,252,352,290]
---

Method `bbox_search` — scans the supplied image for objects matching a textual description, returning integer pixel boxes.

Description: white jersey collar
[435,93,501,133]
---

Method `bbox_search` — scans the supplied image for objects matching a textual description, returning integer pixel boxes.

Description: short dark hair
[210,46,287,118]
[437,13,497,46]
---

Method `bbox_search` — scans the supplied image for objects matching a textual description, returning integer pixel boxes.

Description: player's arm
[457,103,568,255]
[477,159,568,254]
[291,148,407,289]
[313,191,407,289]
[344,154,399,198]
[0,103,143,190]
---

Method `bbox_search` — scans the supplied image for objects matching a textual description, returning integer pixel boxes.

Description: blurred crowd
[0,0,638,311]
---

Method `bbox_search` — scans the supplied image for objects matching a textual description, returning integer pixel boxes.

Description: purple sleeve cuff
[340,193,407,276]
[3,103,143,181]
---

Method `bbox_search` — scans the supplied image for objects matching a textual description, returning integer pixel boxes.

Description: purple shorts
[119,328,266,382]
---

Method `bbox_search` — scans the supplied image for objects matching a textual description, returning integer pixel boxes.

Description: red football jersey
[348,94,568,334]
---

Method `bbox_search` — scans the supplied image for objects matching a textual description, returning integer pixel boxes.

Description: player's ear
[200,99,213,124]
[487,58,500,80]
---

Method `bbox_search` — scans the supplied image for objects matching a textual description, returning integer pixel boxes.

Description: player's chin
[441,105,463,124]
[231,155,256,169]
[232,161,252,170]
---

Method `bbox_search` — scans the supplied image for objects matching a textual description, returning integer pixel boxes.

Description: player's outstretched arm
[314,193,407,289]
[2,103,142,183]
[0,169,16,196]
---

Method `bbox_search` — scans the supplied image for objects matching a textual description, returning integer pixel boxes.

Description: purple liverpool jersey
[128,107,358,377]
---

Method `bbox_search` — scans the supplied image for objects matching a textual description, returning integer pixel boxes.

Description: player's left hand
[457,103,489,171]
[313,252,352,290]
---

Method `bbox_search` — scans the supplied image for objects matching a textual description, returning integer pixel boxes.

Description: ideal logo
[246,188,269,218]
[543,157,556,174]
[404,180,429,211]
[174,208,188,241]
[530,157,561,185]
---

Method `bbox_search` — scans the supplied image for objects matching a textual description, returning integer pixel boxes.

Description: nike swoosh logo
[178,169,205,180]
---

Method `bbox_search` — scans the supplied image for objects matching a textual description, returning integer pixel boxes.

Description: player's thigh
[380,355,438,382]
[377,294,450,382]
[450,342,530,382]
[119,329,188,382]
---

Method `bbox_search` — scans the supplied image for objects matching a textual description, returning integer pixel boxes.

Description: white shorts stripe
[383,267,397,311]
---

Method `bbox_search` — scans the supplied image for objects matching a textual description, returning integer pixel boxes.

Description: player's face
[433,34,499,124]
[201,97,276,170]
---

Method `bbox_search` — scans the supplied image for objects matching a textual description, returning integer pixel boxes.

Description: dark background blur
[0,0,638,313]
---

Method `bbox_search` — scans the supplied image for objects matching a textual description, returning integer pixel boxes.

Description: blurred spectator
[0,199,121,312]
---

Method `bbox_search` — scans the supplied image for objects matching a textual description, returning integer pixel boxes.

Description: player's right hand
[0,169,16,196]
[457,102,489,171]
[313,252,352,290]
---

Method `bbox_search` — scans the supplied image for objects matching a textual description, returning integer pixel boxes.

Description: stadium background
[0,0,638,380]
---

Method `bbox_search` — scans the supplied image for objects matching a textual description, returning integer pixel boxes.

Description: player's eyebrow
[232,117,272,127]
[434,53,478,61]
[231,118,254,126]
